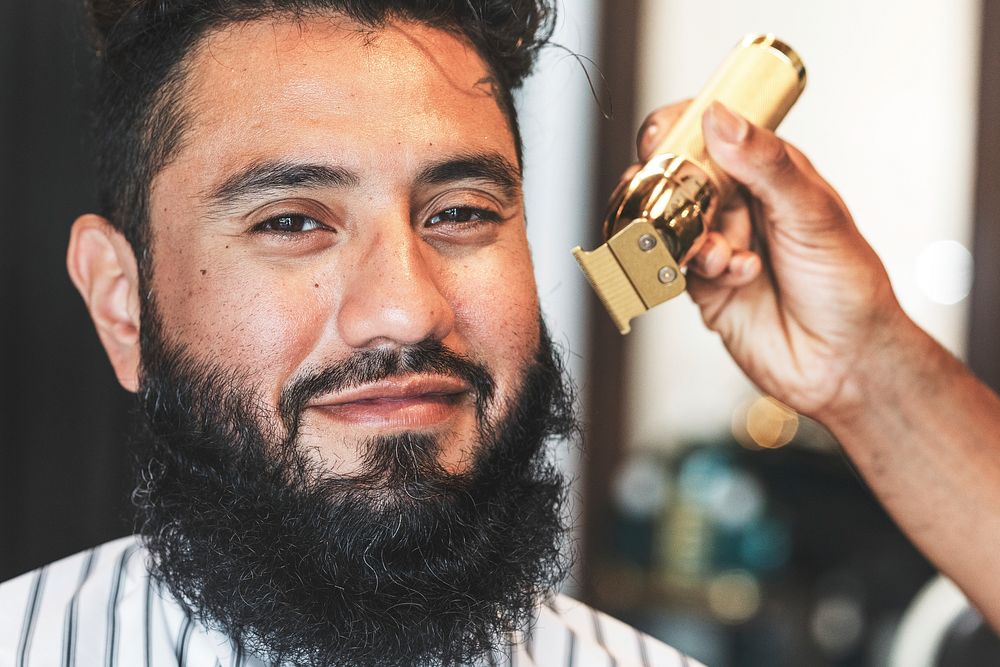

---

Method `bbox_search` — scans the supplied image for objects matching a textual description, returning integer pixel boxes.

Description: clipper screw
[658,266,677,284]
[638,234,657,251]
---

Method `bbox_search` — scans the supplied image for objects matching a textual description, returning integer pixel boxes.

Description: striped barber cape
[0,536,704,666]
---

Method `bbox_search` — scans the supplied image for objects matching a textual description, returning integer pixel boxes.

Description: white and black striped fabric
[0,536,705,666]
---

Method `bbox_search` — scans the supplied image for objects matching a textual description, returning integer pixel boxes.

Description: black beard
[131,304,577,667]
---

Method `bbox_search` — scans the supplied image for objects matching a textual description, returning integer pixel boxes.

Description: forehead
[167,16,515,186]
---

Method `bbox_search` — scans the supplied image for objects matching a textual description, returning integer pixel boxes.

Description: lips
[308,374,473,428]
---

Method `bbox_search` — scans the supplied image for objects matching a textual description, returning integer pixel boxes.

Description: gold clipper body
[572,34,807,334]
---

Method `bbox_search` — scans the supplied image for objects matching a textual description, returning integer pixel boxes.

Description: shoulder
[526,593,707,667]
[0,536,147,666]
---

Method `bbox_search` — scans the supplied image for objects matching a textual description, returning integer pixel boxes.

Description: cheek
[149,243,332,399]
[449,240,540,398]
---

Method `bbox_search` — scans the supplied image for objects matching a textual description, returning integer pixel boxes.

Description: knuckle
[636,123,657,156]
[785,142,818,174]
[759,137,795,176]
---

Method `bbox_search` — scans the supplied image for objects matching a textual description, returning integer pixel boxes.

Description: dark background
[0,0,134,580]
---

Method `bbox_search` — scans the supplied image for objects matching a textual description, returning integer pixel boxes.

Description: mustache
[277,339,496,431]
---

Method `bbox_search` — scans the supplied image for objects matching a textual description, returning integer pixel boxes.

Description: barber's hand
[635,101,908,420]
[635,103,1000,637]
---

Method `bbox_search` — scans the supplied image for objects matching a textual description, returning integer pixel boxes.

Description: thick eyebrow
[415,152,521,199]
[206,160,361,206]
[204,151,520,209]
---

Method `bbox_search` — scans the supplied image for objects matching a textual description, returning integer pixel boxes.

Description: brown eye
[426,207,499,227]
[254,214,325,233]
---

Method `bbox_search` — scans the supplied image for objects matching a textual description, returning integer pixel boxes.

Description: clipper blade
[572,245,645,334]
[574,218,687,335]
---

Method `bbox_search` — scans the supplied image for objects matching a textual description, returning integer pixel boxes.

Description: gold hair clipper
[572,33,806,334]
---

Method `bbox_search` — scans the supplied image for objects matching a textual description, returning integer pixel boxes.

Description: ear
[67,214,143,392]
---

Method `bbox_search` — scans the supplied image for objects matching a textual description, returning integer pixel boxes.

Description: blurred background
[2,1,1000,665]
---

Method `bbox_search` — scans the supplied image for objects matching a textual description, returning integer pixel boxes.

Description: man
[3,1,1000,666]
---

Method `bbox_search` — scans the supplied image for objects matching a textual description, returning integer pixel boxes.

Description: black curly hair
[85,0,556,259]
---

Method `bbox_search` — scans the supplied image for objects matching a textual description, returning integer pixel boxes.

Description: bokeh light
[703,470,765,529]
[739,517,792,572]
[613,452,671,519]
[707,570,762,624]
[810,594,865,657]
[913,239,974,305]
[677,450,764,528]
[742,396,800,449]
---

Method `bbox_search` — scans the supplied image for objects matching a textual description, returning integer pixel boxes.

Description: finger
[690,232,733,278]
[702,101,844,228]
[637,99,691,161]
[689,250,763,293]
[724,250,763,286]
[714,193,753,252]
[639,101,818,177]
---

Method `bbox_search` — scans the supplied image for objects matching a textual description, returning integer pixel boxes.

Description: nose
[337,227,455,348]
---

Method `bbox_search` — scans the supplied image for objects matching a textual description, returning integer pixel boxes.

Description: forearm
[823,312,1000,630]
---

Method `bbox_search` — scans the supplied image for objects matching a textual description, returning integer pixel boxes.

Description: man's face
[108,17,574,664]
[147,17,539,475]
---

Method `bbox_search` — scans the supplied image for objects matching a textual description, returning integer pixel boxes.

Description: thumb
[702,100,838,226]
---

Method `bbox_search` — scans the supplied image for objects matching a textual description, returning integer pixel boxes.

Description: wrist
[818,305,956,437]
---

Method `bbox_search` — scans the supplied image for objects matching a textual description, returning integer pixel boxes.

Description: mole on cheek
[201,269,208,276]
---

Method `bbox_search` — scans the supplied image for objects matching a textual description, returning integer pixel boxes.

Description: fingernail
[707,101,749,145]
[741,255,759,277]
